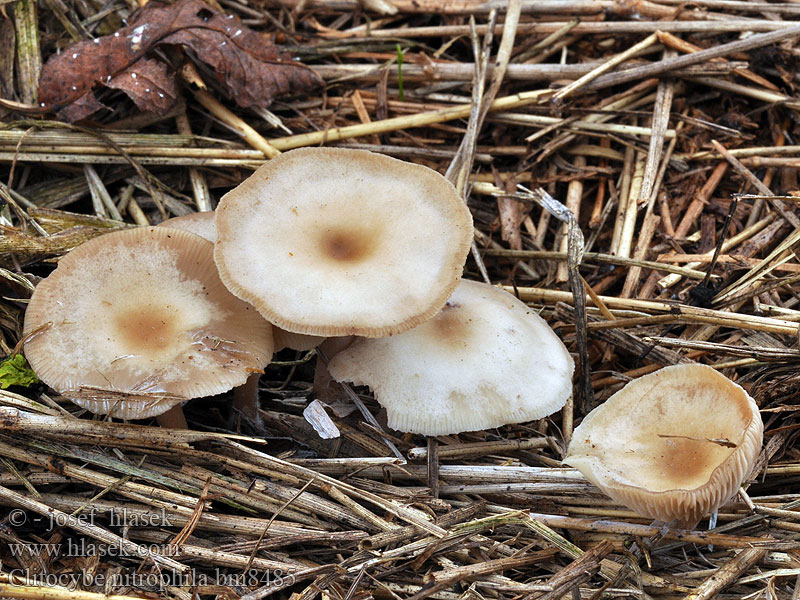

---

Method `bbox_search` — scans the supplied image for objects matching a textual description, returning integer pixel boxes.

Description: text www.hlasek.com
[8,537,182,558]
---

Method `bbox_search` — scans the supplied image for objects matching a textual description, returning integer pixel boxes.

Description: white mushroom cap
[214,147,474,338]
[327,279,574,435]
[158,212,217,242]
[564,364,763,528]
[23,227,273,419]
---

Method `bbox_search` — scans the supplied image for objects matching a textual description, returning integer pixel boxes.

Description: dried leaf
[56,91,106,122]
[160,7,320,108]
[38,0,321,118]
[106,57,176,113]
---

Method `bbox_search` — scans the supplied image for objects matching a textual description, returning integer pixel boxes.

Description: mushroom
[327,279,575,436]
[158,211,217,242]
[272,328,326,352]
[23,226,273,420]
[213,147,474,338]
[564,364,763,528]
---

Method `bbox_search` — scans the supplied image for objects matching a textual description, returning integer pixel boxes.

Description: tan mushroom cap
[23,226,273,419]
[328,279,574,435]
[564,364,763,528]
[159,212,217,242]
[214,147,474,337]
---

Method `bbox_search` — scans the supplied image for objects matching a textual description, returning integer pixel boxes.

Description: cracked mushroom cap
[564,364,763,528]
[214,147,474,337]
[23,226,273,419]
[327,279,574,435]
[158,211,217,242]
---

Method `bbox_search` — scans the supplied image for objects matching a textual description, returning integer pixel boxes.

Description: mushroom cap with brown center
[564,364,763,528]
[23,226,273,419]
[327,279,574,435]
[214,147,474,338]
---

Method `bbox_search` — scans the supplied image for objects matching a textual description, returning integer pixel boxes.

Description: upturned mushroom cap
[214,147,474,337]
[564,364,763,528]
[327,279,574,435]
[158,212,217,242]
[23,226,273,419]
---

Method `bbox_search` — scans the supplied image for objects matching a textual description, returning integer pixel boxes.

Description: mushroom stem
[233,373,262,423]
[313,337,354,404]
[156,404,188,429]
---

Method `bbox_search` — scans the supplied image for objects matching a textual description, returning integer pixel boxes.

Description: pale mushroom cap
[327,279,574,435]
[564,364,763,528]
[214,147,474,337]
[272,327,326,352]
[23,227,273,419]
[158,212,217,242]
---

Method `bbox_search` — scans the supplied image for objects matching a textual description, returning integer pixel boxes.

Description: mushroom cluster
[23,147,576,431]
[21,147,759,530]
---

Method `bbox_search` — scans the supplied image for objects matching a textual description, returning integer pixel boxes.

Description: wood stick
[268,89,550,151]
[527,513,797,550]
[331,20,797,40]
[506,286,800,336]
[408,438,551,460]
[684,548,768,600]
[617,150,645,259]
[657,30,779,91]
[620,213,661,298]
[674,161,728,239]
[585,24,800,91]
[553,33,658,101]
[611,144,635,255]
[557,155,585,282]
[639,69,675,204]
[710,139,800,229]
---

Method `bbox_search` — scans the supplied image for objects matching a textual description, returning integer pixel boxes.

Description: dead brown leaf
[106,57,177,114]
[38,0,321,120]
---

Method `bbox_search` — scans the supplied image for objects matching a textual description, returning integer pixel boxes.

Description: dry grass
[2,0,800,598]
